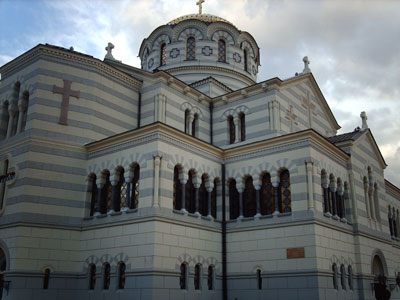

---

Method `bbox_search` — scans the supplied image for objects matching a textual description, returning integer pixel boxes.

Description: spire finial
[196,0,205,14]
[360,111,368,130]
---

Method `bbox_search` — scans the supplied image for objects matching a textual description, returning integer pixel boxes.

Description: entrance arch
[371,250,390,300]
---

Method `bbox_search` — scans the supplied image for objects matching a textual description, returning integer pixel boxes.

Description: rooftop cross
[105,42,115,60]
[302,56,311,74]
[196,0,205,14]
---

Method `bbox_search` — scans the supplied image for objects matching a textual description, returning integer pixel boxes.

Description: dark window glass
[194,264,201,290]
[243,177,256,217]
[332,264,338,289]
[211,179,217,218]
[43,268,50,289]
[229,180,239,219]
[260,173,274,215]
[279,170,291,213]
[244,49,248,72]
[199,175,208,216]
[187,38,196,60]
[103,263,110,290]
[240,113,245,141]
[160,43,166,66]
[228,116,235,144]
[129,165,140,209]
[186,171,195,213]
[218,39,226,62]
[257,269,262,290]
[348,266,353,290]
[180,263,187,289]
[173,166,182,210]
[208,265,214,290]
[89,264,96,290]
[118,262,126,289]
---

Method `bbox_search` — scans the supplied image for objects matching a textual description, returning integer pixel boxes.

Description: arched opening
[211,178,218,218]
[11,82,21,136]
[199,174,208,216]
[279,170,291,213]
[239,112,245,141]
[173,165,182,210]
[208,265,214,290]
[229,179,239,219]
[194,263,201,290]
[256,269,262,290]
[129,164,140,209]
[103,263,111,290]
[88,174,97,216]
[43,268,50,289]
[88,264,96,290]
[184,109,190,133]
[260,172,274,215]
[218,39,226,62]
[118,262,126,289]
[186,170,196,213]
[243,49,248,72]
[192,113,198,137]
[21,91,29,132]
[243,176,256,217]
[186,37,196,60]
[114,166,125,212]
[228,115,235,144]
[160,43,166,66]
[180,262,188,290]
[332,263,338,289]
[372,255,385,278]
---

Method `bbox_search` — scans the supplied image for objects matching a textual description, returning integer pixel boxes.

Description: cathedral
[0,3,399,300]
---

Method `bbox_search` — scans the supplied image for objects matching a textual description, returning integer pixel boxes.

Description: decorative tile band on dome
[167,14,236,27]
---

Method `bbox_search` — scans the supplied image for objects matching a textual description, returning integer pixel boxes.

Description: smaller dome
[167,13,236,28]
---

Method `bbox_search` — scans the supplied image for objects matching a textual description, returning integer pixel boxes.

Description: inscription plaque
[286,247,305,259]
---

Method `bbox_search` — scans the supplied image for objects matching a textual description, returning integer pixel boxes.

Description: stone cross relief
[53,80,80,125]
[285,105,297,133]
[301,90,316,127]
[196,0,205,14]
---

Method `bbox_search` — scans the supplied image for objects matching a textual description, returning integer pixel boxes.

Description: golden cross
[196,0,205,14]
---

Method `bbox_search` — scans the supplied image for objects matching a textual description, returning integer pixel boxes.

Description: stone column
[237,187,244,219]
[180,179,188,213]
[234,116,240,143]
[123,170,131,211]
[153,156,161,207]
[6,105,17,138]
[207,186,213,218]
[254,184,261,217]
[16,101,26,134]
[305,162,314,210]
[194,182,201,216]
[272,181,280,216]
[187,112,194,135]
[330,186,338,220]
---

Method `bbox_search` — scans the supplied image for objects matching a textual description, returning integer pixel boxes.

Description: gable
[277,75,340,137]
[351,130,387,170]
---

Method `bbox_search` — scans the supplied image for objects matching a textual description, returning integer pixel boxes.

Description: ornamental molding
[189,76,233,93]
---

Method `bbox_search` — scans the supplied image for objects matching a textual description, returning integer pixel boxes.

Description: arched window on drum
[278,170,291,213]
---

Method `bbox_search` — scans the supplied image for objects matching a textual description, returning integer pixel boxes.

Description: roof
[190,76,233,93]
[167,13,235,27]
[327,128,364,143]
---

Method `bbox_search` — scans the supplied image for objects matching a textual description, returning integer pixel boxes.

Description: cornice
[190,76,233,93]
[0,44,143,90]
[385,180,400,198]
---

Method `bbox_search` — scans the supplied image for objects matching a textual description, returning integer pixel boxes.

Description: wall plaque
[286,247,305,259]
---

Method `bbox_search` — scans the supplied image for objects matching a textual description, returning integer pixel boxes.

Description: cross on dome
[105,42,115,60]
[196,0,205,14]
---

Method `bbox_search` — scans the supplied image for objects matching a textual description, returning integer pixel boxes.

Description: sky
[0,0,399,186]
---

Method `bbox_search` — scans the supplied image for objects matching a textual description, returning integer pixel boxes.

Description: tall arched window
[180,262,188,290]
[228,116,235,144]
[336,179,344,218]
[243,177,256,217]
[186,170,195,213]
[129,164,140,209]
[348,265,353,290]
[194,263,201,290]
[114,167,125,212]
[118,262,126,289]
[103,263,110,290]
[160,43,166,66]
[208,265,214,290]
[11,82,21,136]
[332,263,338,289]
[199,175,208,216]
[186,37,196,60]
[218,39,226,62]
[393,207,397,237]
[279,170,291,213]
[239,113,245,141]
[1,101,9,140]
[89,174,97,216]
[243,49,248,72]
[192,113,198,137]
[89,264,96,290]
[260,172,274,215]
[389,206,394,236]
[211,179,218,218]
[363,176,370,218]
[0,159,9,210]
[340,264,346,290]
[257,269,262,290]
[229,179,239,219]
[374,183,380,222]
[173,166,182,210]
[101,171,112,214]
[43,268,50,289]
[21,91,29,132]
[184,109,190,133]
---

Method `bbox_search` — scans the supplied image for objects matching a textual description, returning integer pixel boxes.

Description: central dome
[167,13,236,28]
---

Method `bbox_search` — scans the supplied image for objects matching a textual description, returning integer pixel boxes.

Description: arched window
[211,179,218,218]
[279,170,291,213]
[260,172,274,215]
[160,43,166,66]
[239,113,245,142]
[199,175,208,216]
[243,177,256,217]
[192,113,198,137]
[89,264,96,290]
[388,206,394,236]
[332,263,338,289]
[43,268,50,289]
[228,116,235,144]
[218,39,226,62]
[340,264,346,290]
[243,49,248,72]
[229,179,239,219]
[363,176,370,218]
[392,207,397,237]
[186,170,195,213]
[186,37,196,60]
[112,167,124,212]
[0,159,9,210]
[336,179,344,218]
[194,263,201,290]
[89,174,97,216]
[184,109,190,133]
[1,101,9,140]
[374,183,380,222]
[100,171,112,214]
[11,82,21,136]
[103,263,110,290]
[257,269,262,290]
[173,166,182,210]
[118,262,126,289]
[180,262,187,290]
[321,170,330,214]
[21,91,29,132]
[348,265,353,290]
[129,164,140,209]
[208,265,214,290]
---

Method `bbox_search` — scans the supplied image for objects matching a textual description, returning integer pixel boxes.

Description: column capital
[254,184,261,191]
[180,178,187,185]
[206,186,213,193]
[237,187,244,193]
[272,182,279,188]
[194,183,201,189]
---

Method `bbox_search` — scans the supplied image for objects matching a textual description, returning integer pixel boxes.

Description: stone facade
[0,13,399,300]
